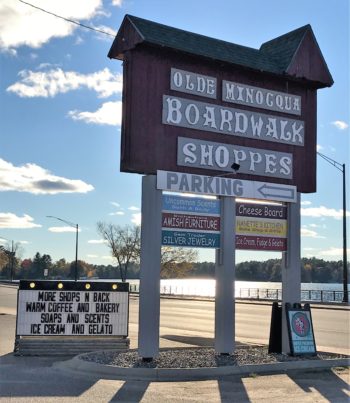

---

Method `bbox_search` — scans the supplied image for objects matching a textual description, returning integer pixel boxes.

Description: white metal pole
[138,175,162,359]
[282,193,301,353]
[215,196,235,354]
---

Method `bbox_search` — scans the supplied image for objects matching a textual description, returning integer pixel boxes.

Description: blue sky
[0,0,349,265]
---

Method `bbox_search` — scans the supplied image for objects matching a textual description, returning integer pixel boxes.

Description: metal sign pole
[282,193,301,353]
[215,196,236,354]
[138,175,162,359]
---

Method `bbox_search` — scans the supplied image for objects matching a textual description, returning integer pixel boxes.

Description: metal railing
[128,283,348,303]
[2,281,347,303]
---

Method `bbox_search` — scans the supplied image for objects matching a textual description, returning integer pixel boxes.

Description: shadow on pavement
[287,368,350,402]
[0,360,96,399]
[109,380,150,402]
[217,377,251,402]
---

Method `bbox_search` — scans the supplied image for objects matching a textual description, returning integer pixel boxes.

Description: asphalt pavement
[0,284,349,402]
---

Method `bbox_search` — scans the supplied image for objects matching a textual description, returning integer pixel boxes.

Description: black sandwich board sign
[285,303,317,356]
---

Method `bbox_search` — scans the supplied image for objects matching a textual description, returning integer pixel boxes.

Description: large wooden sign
[16,281,129,337]
[109,15,333,193]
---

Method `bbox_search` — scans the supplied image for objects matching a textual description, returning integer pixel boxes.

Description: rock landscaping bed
[79,346,349,369]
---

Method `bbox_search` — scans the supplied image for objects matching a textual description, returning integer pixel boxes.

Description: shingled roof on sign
[260,24,333,86]
[260,24,312,71]
[108,15,333,88]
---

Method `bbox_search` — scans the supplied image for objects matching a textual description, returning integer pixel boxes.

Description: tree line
[0,224,347,283]
[0,251,346,284]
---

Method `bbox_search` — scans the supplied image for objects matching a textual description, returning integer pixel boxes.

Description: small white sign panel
[16,290,129,336]
[157,170,297,203]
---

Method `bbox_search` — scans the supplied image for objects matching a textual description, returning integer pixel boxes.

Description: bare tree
[0,242,22,280]
[97,222,198,280]
[97,222,141,282]
[0,246,7,271]
[161,246,198,278]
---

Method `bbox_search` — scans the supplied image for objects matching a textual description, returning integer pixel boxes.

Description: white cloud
[102,255,113,260]
[109,202,125,216]
[309,223,325,229]
[88,239,107,244]
[0,0,104,50]
[301,205,349,220]
[36,62,61,70]
[1,47,17,56]
[68,101,122,126]
[300,201,312,206]
[48,226,80,233]
[128,206,140,211]
[300,228,325,238]
[87,254,99,258]
[0,158,94,194]
[74,36,84,45]
[131,213,141,226]
[92,24,116,40]
[331,120,349,130]
[111,0,123,6]
[0,213,41,229]
[7,68,122,98]
[316,144,323,151]
[319,247,350,258]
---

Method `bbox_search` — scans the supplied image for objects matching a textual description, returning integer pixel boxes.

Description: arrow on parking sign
[257,183,296,202]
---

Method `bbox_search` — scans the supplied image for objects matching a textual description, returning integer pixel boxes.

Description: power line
[18,0,116,38]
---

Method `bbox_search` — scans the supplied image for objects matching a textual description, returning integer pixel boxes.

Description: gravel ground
[79,347,349,369]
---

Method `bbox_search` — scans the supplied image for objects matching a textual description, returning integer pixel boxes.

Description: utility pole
[318,153,348,303]
[47,216,79,281]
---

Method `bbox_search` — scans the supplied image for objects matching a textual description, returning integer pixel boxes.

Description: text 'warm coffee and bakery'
[16,283,129,337]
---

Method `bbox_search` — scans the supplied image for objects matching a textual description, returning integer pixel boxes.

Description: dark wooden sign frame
[108,15,333,193]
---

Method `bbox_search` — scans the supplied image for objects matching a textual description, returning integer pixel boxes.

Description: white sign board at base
[17,286,129,337]
[157,170,297,203]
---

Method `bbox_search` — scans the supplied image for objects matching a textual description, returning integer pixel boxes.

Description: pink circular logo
[291,312,310,337]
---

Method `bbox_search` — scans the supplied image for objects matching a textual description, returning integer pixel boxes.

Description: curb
[54,355,350,382]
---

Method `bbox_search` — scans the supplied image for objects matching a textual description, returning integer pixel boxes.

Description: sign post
[215,196,235,354]
[282,193,301,353]
[138,175,162,359]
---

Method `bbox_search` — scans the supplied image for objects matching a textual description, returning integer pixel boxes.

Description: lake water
[123,278,348,302]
